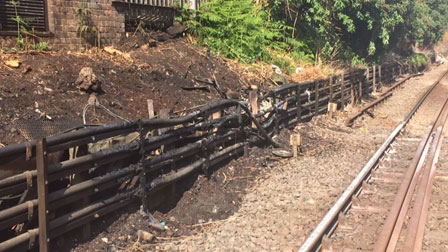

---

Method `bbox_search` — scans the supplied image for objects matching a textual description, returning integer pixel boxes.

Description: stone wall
[47,0,125,48]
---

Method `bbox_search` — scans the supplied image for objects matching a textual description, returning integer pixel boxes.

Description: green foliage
[9,0,50,52]
[31,42,50,51]
[410,0,448,47]
[10,0,27,49]
[271,56,294,75]
[183,0,300,63]
[341,48,367,67]
[174,4,194,24]
[76,0,100,49]
[409,53,428,72]
[178,0,448,68]
[272,0,448,62]
[134,20,147,37]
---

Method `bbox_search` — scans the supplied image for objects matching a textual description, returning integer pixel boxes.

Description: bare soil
[0,35,259,145]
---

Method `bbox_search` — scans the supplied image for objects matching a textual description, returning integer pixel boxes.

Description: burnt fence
[112,0,212,30]
[0,62,406,251]
[114,0,211,8]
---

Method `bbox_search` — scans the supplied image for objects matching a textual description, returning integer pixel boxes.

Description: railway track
[298,69,448,252]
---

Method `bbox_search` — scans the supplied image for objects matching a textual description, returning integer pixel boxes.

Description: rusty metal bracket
[28,229,36,249]
[137,120,149,210]
[201,145,210,177]
[36,139,49,252]
[25,171,33,189]
[27,201,34,222]
[25,142,33,161]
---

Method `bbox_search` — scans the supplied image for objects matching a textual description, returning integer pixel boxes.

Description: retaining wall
[48,0,125,47]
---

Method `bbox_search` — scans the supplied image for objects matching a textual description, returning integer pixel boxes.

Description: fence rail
[113,0,211,8]
[0,62,407,251]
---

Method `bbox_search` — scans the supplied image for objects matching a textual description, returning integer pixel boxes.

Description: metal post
[392,64,395,79]
[341,72,345,110]
[314,81,320,115]
[358,69,365,103]
[273,95,279,134]
[366,67,370,94]
[373,65,377,93]
[159,108,171,153]
[296,85,302,123]
[350,71,355,106]
[379,65,382,90]
[37,139,49,252]
[329,76,334,103]
[138,121,149,211]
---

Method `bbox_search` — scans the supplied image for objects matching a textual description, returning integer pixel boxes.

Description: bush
[409,53,428,72]
[178,0,448,69]
[271,56,294,75]
[184,0,289,63]
[181,0,316,65]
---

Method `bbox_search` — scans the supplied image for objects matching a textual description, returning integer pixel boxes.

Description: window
[0,0,47,32]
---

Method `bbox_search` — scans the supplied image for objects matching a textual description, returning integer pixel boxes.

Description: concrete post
[189,0,198,10]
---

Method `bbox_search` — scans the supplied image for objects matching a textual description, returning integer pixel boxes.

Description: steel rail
[383,98,448,252]
[402,127,444,252]
[298,69,448,252]
[372,127,433,252]
[413,133,445,251]
[374,95,448,252]
[379,73,424,97]
[346,73,424,126]
[402,101,448,251]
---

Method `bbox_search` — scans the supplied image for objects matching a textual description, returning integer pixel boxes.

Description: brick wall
[48,0,125,48]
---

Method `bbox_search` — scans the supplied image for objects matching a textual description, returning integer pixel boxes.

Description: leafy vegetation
[178,0,448,68]
[10,0,26,49]
[76,0,100,49]
[181,0,290,63]
[409,53,429,72]
[9,0,50,52]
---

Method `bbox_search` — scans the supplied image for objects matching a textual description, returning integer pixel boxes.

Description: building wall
[47,0,125,47]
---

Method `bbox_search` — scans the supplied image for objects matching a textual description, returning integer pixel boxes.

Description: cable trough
[0,62,411,251]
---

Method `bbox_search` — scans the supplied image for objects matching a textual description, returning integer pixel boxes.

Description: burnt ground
[0,34,296,251]
[55,130,290,252]
[0,34,261,145]
[114,65,446,252]
[2,33,446,252]
[63,124,336,252]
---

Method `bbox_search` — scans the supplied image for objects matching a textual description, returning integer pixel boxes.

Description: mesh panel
[15,119,83,141]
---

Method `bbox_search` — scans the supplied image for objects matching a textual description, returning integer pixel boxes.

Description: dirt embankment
[0,35,260,145]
